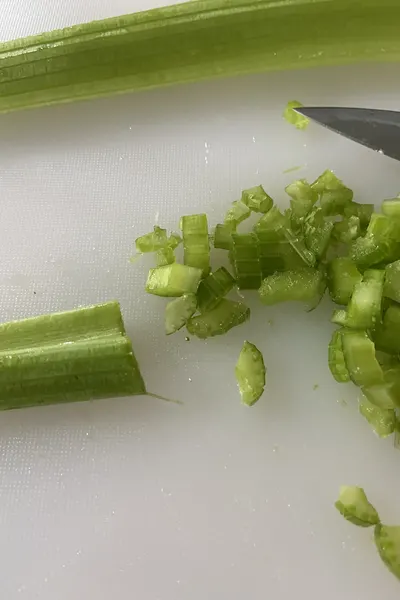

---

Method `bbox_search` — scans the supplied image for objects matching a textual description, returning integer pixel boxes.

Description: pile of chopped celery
[135,170,400,427]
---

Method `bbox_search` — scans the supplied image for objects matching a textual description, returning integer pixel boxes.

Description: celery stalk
[0,302,146,410]
[1,0,400,114]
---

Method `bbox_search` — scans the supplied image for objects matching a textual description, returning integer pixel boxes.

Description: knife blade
[295,107,400,162]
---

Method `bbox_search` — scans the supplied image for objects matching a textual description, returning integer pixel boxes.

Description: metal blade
[296,107,400,162]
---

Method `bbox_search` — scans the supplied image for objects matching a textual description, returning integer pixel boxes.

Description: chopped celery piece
[281,228,316,268]
[311,170,353,216]
[168,233,183,250]
[332,216,361,244]
[165,294,197,335]
[346,270,384,330]
[351,214,400,269]
[0,302,146,410]
[375,525,400,581]
[259,268,325,306]
[257,238,304,277]
[362,383,397,410]
[341,331,383,388]
[382,197,400,218]
[241,185,273,214]
[231,233,262,289]
[359,394,396,437]
[235,341,266,406]
[156,246,176,266]
[186,299,250,339]
[335,486,379,527]
[344,202,374,230]
[327,258,362,305]
[135,226,168,253]
[304,208,333,260]
[254,206,286,238]
[285,179,318,219]
[328,329,351,383]
[384,260,400,303]
[331,309,348,327]
[197,267,235,313]
[181,214,210,276]
[224,200,251,226]
[374,305,400,354]
[283,100,309,130]
[214,222,235,250]
[146,264,202,297]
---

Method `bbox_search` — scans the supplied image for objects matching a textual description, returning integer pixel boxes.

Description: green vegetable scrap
[359,395,396,438]
[335,486,380,527]
[235,341,266,406]
[165,294,197,335]
[375,525,400,581]
[186,299,250,339]
[181,214,210,276]
[146,264,202,297]
[241,185,273,214]
[283,100,310,130]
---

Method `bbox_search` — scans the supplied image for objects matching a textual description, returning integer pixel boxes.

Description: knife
[295,107,400,162]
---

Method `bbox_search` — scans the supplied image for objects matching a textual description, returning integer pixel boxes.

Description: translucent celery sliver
[327,257,362,306]
[224,201,251,226]
[186,299,250,339]
[135,226,168,253]
[375,525,400,581]
[328,329,350,383]
[241,185,273,214]
[231,233,262,290]
[181,214,210,276]
[2,0,400,115]
[197,267,235,313]
[335,486,380,527]
[165,294,197,335]
[235,341,266,406]
[156,246,176,266]
[359,395,396,437]
[258,268,325,306]
[283,100,309,130]
[0,302,146,410]
[341,331,383,388]
[384,260,400,303]
[346,270,384,330]
[146,264,202,297]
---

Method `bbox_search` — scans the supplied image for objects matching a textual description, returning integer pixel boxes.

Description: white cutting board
[1,2,400,598]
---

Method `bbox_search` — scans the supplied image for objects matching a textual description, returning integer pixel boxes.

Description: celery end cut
[0,302,146,410]
[186,298,250,339]
[235,341,266,406]
[2,0,400,114]
[283,100,309,130]
[335,486,380,527]
[375,525,400,581]
[146,264,202,297]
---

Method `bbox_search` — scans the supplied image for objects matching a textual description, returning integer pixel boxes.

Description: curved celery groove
[1,0,400,113]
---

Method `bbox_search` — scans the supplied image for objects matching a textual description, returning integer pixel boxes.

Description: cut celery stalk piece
[374,305,400,354]
[241,185,273,214]
[344,202,374,230]
[342,331,383,388]
[332,216,361,244]
[362,383,397,410]
[181,214,210,276]
[327,258,362,306]
[384,260,400,303]
[186,299,250,339]
[165,294,197,335]
[285,179,318,219]
[146,264,202,297]
[335,486,380,527]
[283,100,309,130]
[311,170,353,216]
[197,267,235,312]
[135,226,168,253]
[2,0,400,115]
[0,301,146,410]
[224,200,251,226]
[235,341,266,406]
[281,227,316,268]
[328,329,351,383]
[345,270,384,330]
[331,309,348,327]
[214,222,235,250]
[254,206,286,238]
[375,524,400,581]
[304,207,333,260]
[350,213,400,269]
[259,268,325,306]
[382,198,400,218]
[359,394,396,437]
[156,246,176,266]
[231,233,262,290]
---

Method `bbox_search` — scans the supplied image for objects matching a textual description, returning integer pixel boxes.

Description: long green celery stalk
[0,301,146,410]
[1,0,400,113]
